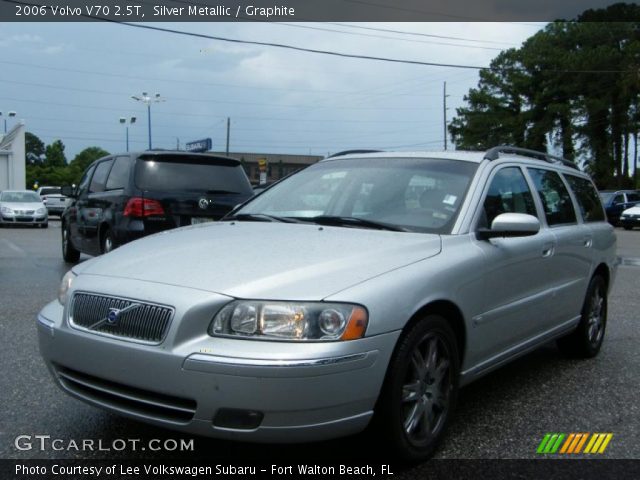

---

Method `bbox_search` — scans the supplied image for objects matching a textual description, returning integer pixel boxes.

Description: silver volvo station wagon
[38,146,616,460]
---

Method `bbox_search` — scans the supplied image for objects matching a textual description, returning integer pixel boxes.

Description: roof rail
[484,145,579,170]
[327,149,382,159]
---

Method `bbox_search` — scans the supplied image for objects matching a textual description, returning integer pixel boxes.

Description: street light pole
[1,111,17,134]
[119,116,137,152]
[131,92,164,150]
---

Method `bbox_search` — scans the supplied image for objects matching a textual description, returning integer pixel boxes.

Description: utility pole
[176,137,180,150]
[443,82,449,151]
[226,117,230,156]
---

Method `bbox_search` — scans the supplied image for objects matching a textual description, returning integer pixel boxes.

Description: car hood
[622,205,640,215]
[1,202,44,209]
[76,222,441,300]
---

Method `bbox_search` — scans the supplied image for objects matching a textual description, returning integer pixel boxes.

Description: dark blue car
[599,190,640,225]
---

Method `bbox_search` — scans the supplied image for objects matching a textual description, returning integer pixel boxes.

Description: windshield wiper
[226,213,298,223]
[308,215,409,232]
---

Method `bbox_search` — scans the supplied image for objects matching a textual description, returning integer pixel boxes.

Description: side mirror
[61,185,76,198]
[477,213,540,240]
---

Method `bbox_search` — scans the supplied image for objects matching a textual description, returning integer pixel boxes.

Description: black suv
[61,151,253,262]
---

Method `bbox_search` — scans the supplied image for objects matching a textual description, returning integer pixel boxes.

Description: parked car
[598,189,640,225]
[59,151,253,262]
[37,186,68,216]
[0,190,48,227]
[38,146,616,460]
[620,204,640,230]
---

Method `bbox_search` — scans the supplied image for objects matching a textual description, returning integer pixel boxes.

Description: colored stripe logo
[537,433,613,454]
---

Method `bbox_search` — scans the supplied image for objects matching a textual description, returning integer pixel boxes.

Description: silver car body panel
[38,150,617,441]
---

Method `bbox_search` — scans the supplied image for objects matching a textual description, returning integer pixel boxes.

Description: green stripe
[537,434,552,454]
[543,434,560,453]
[550,434,566,453]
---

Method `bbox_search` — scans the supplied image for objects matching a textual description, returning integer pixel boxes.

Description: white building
[0,122,26,191]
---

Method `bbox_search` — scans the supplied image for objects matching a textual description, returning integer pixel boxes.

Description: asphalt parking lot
[1,219,639,464]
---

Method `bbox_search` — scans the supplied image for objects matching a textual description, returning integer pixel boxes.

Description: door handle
[583,237,593,248]
[542,244,555,257]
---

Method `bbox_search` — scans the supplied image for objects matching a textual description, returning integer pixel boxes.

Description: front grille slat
[69,293,173,344]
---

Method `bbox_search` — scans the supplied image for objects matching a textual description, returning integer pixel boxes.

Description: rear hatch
[134,153,253,230]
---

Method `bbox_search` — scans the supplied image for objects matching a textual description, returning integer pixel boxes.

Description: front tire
[557,275,607,358]
[62,223,80,263]
[374,315,459,462]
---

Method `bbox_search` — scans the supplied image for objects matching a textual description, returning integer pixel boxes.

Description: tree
[44,140,67,168]
[25,132,45,164]
[449,3,640,188]
[68,147,109,183]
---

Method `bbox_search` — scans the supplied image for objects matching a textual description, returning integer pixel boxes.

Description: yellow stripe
[560,433,576,454]
[575,433,589,454]
[590,434,606,454]
[598,434,613,454]
[584,433,601,454]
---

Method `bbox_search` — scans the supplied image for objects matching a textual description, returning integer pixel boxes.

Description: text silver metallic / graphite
[152,5,296,18]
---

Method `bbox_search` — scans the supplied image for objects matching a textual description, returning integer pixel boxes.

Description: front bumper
[37,283,398,443]
[620,216,640,228]
[1,214,47,225]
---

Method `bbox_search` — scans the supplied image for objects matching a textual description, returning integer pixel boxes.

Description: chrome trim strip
[187,352,368,368]
[37,313,55,328]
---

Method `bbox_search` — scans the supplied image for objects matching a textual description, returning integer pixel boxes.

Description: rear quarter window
[564,175,606,222]
[528,168,577,226]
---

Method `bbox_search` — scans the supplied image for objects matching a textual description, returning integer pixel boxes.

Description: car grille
[54,365,196,424]
[70,293,173,344]
[16,210,35,215]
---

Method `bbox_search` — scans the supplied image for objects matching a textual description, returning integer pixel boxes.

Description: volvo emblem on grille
[198,198,209,210]
[88,303,141,330]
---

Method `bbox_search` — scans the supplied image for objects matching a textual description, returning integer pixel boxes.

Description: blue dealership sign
[185,138,212,153]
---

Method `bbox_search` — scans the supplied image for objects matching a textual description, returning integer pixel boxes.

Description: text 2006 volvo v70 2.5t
[38,146,616,460]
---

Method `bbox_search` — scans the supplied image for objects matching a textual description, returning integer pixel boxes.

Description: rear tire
[101,228,114,254]
[62,223,80,263]
[557,275,607,358]
[374,315,459,462]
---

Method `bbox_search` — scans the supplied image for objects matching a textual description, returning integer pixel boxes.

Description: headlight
[58,270,77,305]
[37,207,46,215]
[1,206,13,214]
[210,301,368,341]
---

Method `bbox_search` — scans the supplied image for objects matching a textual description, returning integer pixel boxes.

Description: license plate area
[191,217,214,225]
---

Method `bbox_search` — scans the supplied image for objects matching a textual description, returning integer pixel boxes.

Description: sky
[0,21,546,160]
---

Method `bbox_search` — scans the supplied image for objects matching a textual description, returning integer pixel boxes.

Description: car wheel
[62,224,80,263]
[374,315,459,461]
[557,275,607,358]
[623,225,632,230]
[40,222,48,229]
[101,228,114,254]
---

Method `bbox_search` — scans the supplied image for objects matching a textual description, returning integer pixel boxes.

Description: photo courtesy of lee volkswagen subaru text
[38,146,616,461]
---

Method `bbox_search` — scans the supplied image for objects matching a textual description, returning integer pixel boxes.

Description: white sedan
[620,204,640,230]
[0,190,48,228]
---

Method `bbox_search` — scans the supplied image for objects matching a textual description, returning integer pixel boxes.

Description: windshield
[236,157,478,234]
[135,155,253,194]
[39,188,61,196]
[1,191,42,203]
[599,192,614,204]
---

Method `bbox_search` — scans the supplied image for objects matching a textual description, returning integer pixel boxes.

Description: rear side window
[481,167,537,227]
[528,168,577,226]
[39,188,60,196]
[89,160,114,193]
[105,156,132,190]
[564,175,605,222]
[134,155,252,194]
[627,193,640,203]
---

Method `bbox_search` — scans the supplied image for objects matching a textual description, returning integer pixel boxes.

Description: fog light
[213,408,263,429]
